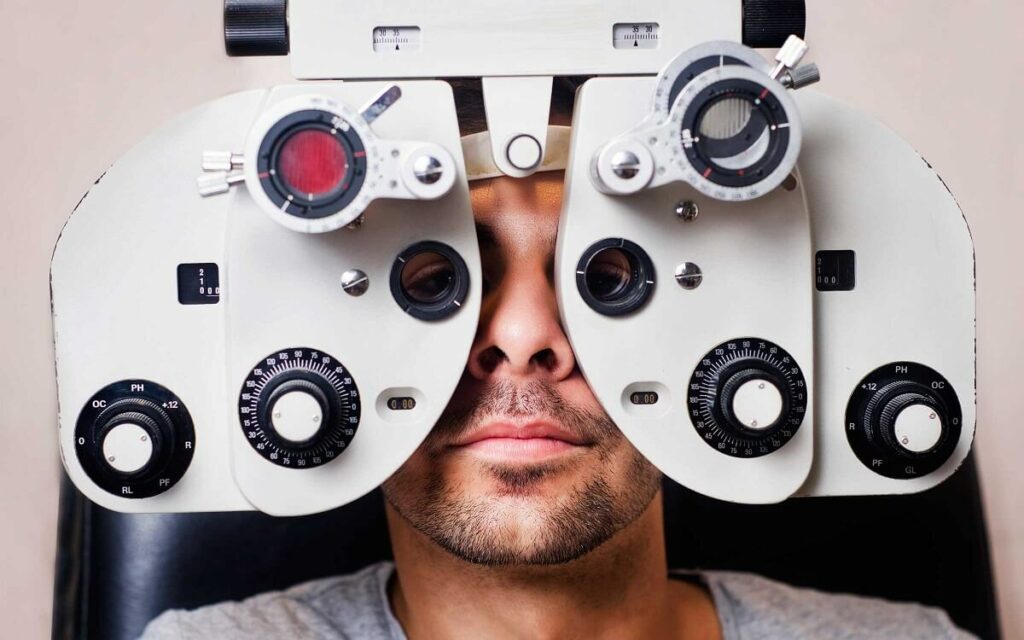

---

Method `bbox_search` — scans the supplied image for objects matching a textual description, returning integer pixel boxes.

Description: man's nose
[467,267,576,382]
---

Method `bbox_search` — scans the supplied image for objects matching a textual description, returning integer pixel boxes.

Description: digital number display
[387,397,417,411]
[630,391,659,406]
[177,263,220,305]
[815,250,856,292]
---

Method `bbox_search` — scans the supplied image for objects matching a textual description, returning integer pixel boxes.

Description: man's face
[382,172,661,566]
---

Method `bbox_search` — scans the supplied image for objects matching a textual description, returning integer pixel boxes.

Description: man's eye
[401,253,456,304]
[585,253,633,302]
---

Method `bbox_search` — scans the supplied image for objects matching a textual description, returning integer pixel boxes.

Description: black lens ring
[390,241,471,321]
[576,238,656,317]
[681,78,790,189]
[257,109,368,219]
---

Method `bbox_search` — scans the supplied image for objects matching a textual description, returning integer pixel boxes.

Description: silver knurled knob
[197,171,245,197]
[780,64,821,90]
[202,151,244,172]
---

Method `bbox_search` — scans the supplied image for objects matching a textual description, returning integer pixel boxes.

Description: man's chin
[444,446,593,497]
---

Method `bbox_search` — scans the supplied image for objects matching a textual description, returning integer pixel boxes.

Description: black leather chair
[52,454,1001,639]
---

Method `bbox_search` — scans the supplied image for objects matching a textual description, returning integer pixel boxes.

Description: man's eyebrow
[475,222,499,248]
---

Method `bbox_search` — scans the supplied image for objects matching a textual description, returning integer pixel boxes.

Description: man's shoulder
[140,561,399,640]
[701,570,976,640]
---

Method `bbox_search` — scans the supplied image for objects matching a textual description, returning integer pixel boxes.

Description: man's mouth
[450,420,590,463]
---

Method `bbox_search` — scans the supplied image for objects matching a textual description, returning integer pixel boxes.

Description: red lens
[277,129,349,197]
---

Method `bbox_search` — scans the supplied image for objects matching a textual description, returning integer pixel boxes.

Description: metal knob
[781,64,822,90]
[413,156,444,185]
[224,0,289,57]
[611,151,642,180]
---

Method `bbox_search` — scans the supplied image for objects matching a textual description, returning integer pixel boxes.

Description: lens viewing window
[695,94,770,171]
[400,251,457,304]
[585,248,634,302]
[277,128,350,199]
[390,241,470,321]
[576,239,655,317]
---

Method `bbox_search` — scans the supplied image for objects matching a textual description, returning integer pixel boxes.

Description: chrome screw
[413,155,444,185]
[611,151,641,179]
[341,269,369,297]
[675,262,703,290]
[675,200,699,221]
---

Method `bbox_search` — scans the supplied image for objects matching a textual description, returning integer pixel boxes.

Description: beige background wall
[1,1,1020,637]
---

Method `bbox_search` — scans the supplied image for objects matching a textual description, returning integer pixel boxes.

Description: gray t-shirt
[141,561,975,639]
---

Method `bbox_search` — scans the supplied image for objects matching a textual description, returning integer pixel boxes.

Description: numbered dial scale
[75,380,195,498]
[238,348,361,469]
[687,338,807,458]
[846,362,962,479]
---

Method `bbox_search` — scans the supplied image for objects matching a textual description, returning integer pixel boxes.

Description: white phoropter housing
[52,81,481,515]
[558,41,974,503]
[52,0,976,513]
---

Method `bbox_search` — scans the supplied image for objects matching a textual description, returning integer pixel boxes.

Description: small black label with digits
[815,250,855,291]
[177,263,220,305]
[387,397,417,411]
[630,391,659,406]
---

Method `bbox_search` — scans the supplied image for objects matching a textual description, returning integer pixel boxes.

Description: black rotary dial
[75,379,195,499]
[846,362,962,479]
[688,337,807,458]
[238,347,361,469]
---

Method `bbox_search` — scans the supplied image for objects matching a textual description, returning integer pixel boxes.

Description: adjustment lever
[771,35,821,89]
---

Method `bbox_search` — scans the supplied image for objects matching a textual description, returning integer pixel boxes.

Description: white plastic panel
[796,91,976,496]
[290,0,740,79]
[51,91,264,513]
[557,77,815,504]
[226,82,480,516]
[52,81,480,515]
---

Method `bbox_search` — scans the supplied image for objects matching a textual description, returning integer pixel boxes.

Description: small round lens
[400,251,456,304]
[576,239,655,317]
[695,95,769,171]
[390,241,471,321]
[585,248,634,302]
[278,129,349,198]
[699,97,753,139]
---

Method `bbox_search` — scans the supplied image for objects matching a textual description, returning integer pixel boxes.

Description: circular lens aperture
[576,239,655,317]
[391,241,471,321]
[677,72,796,194]
[698,97,754,139]
[277,129,350,199]
[400,251,456,304]
[585,248,634,302]
[694,93,771,172]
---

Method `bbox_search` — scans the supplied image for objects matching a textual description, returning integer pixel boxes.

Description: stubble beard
[382,380,662,566]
